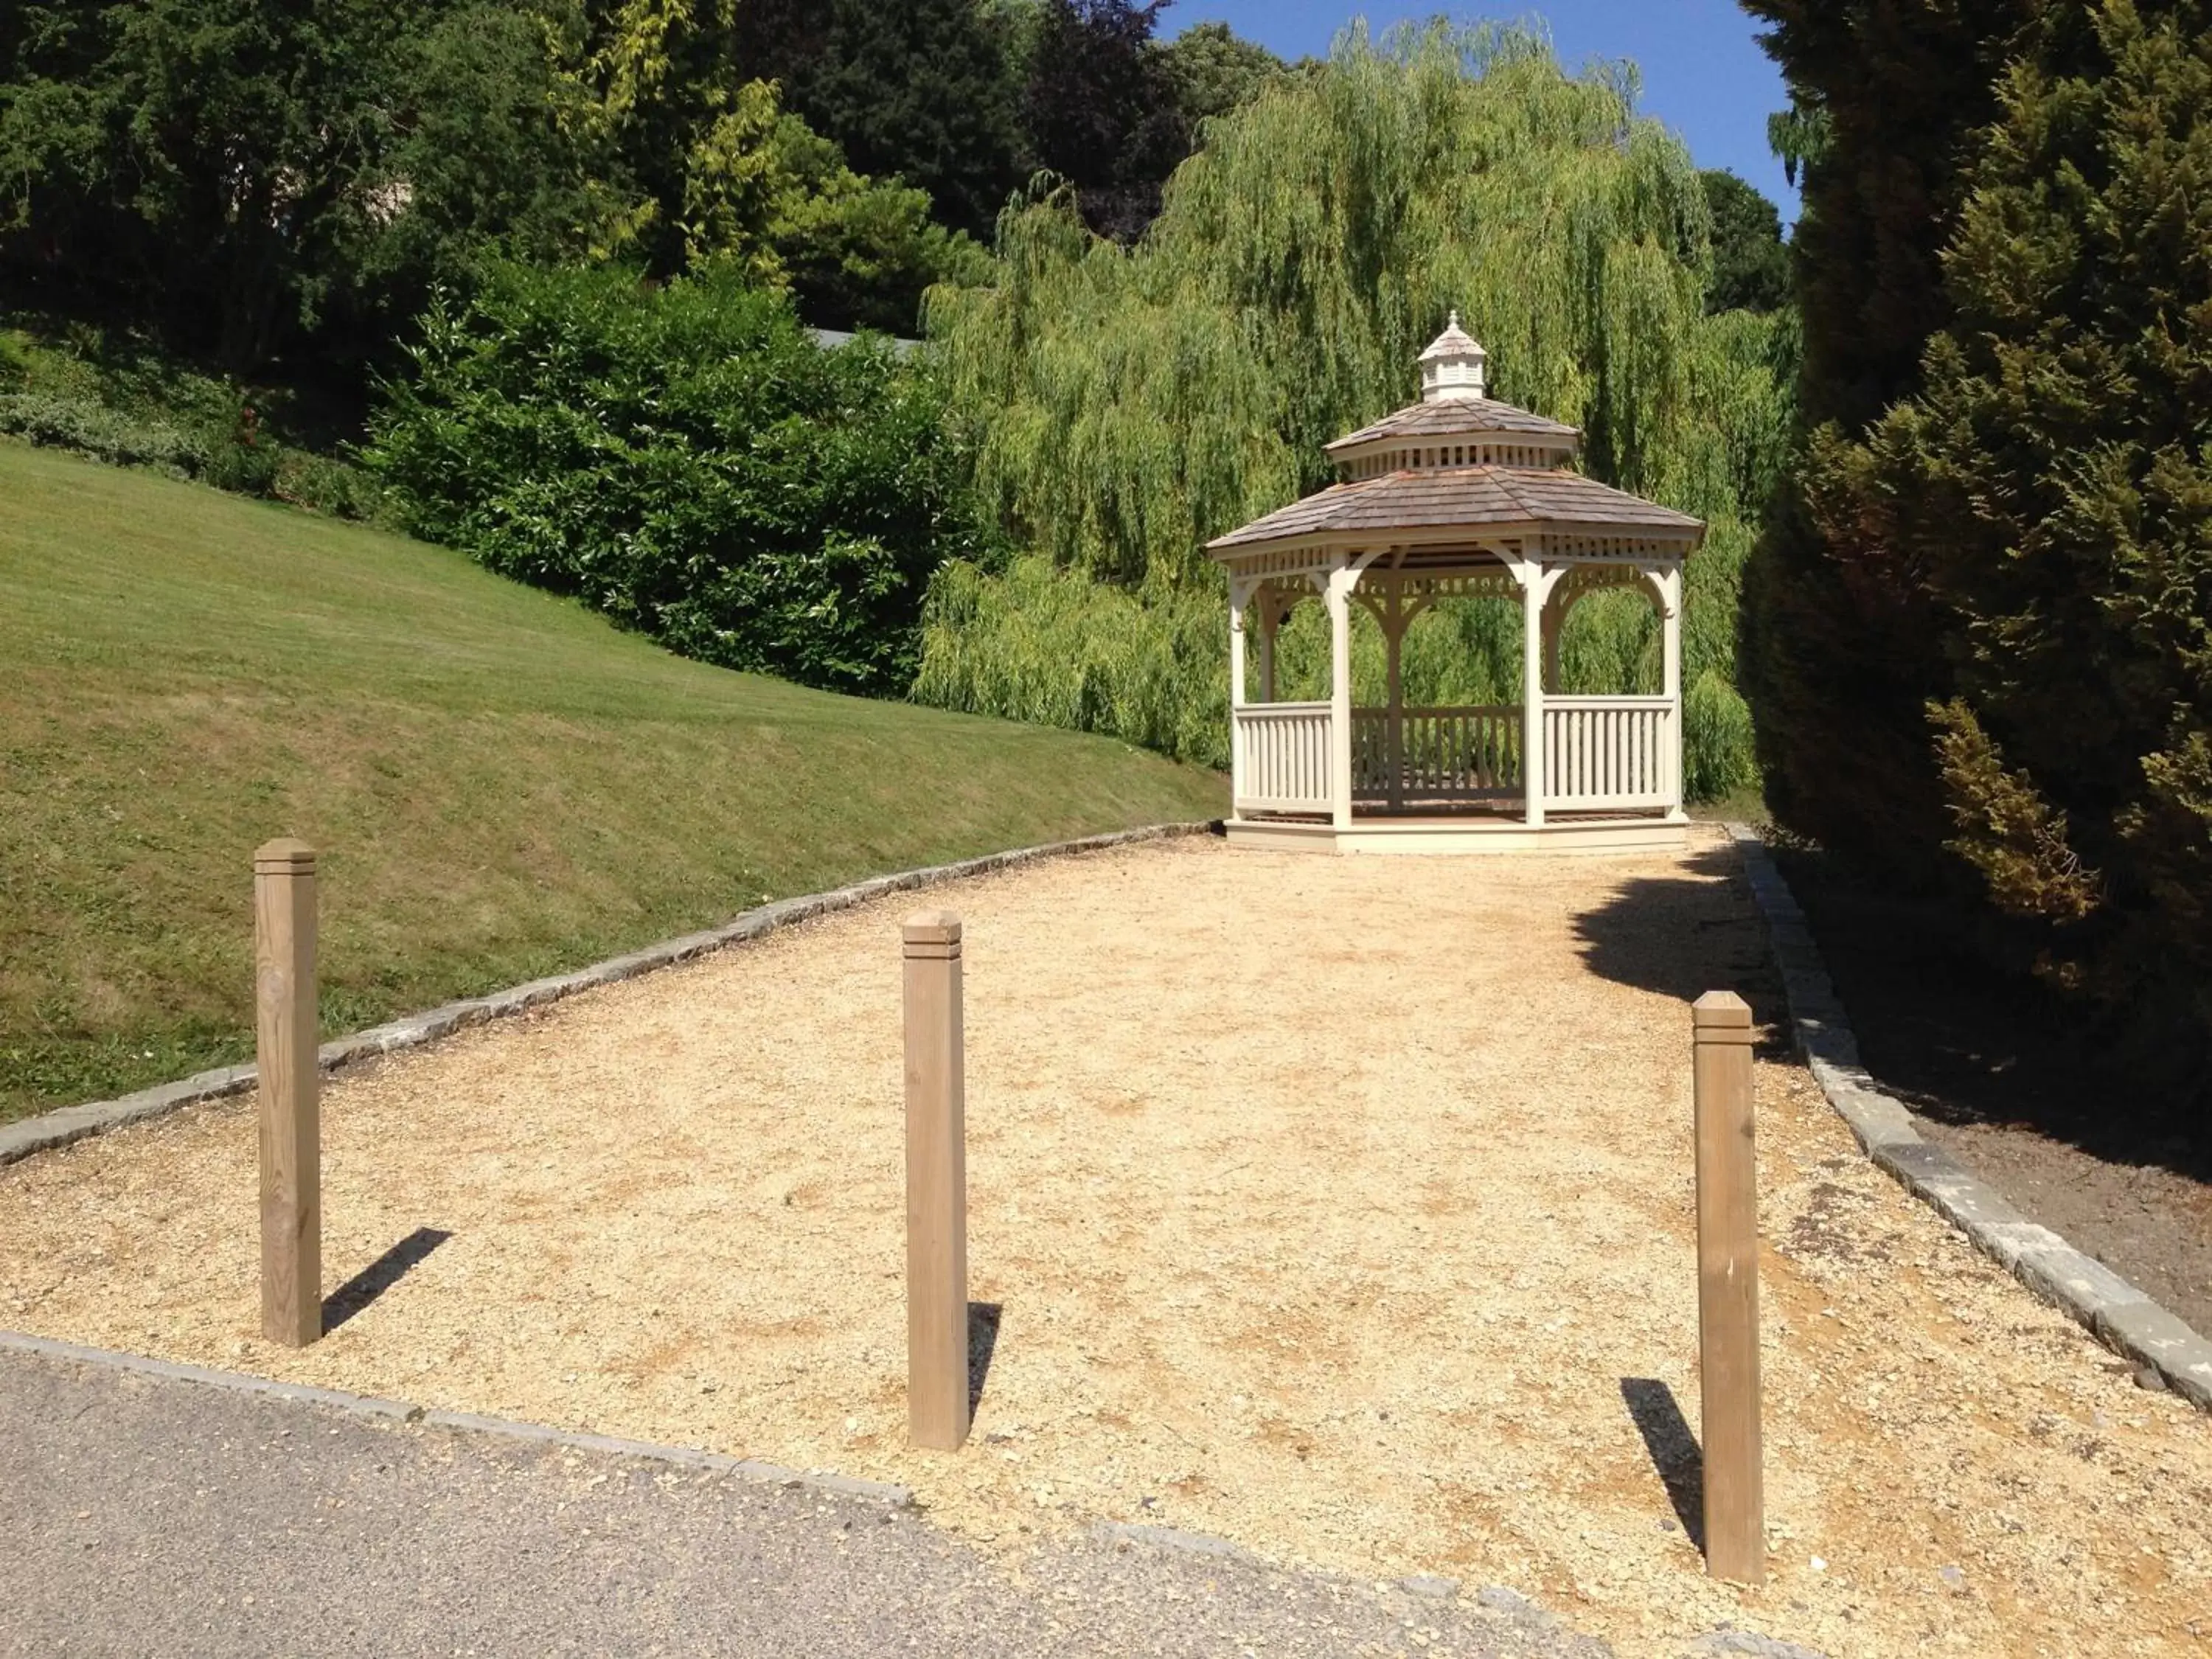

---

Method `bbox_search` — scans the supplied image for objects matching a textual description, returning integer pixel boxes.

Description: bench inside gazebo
[1208,316,1703,854]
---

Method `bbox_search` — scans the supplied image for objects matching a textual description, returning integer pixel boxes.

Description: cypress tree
[1700,170,1790,315]
[1865,1,2212,1084]
[1736,0,2042,865]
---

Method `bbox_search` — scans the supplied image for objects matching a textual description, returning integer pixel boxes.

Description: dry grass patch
[1,832,2207,1658]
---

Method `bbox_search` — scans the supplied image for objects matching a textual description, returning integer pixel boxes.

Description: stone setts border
[0,821,1220,1169]
[1727,824,2212,1411]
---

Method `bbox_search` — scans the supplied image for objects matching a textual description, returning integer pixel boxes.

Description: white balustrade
[1236,696,1676,819]
[1352,706,1520,804]
[1541,696,1674,810]
[1233,703,1333,814]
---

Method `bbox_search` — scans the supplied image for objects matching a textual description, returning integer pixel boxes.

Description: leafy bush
[0,322,389,515]
[364,262,987,695]
[917,557,1231,764]
[0,392,208,476]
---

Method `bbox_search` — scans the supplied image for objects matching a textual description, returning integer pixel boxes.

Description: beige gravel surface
[2,830,2207,1658]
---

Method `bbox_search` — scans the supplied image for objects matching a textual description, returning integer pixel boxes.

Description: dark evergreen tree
[734,0,1025,244]
[1023,0,1188,242]
[0,0,604,377]
[1736,0,2043,866]
[1157,19,1287,129]
[1699,170,1789,313]
[1858,1,2212,1087]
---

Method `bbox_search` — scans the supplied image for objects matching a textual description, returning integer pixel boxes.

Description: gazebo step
[1225,815,1690,856]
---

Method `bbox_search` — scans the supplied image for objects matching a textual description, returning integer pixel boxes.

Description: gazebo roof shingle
[1324,397,1579,449]
[1206,465,1703,551]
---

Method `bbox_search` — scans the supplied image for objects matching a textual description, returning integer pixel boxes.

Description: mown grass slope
[0,443,1223,1120]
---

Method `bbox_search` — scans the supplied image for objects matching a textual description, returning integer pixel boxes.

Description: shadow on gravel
[1571,845,1791,1057]
[324,1227,452,1332]
[968,1301,1003,1417]
[1620,1377,1704,1551]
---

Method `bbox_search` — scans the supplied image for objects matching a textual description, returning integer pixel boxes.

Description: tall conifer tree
[1737,0,2042,865]
[1865,1,2212,1084]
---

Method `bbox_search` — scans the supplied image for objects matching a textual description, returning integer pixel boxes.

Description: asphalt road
[0,1343,1615,1658]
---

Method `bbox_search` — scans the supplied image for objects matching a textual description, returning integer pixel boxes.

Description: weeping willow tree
[915,22,1794,795]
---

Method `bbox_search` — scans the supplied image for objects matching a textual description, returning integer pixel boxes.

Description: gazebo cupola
[1418,310,1487,400]
[1206,315,1705,854]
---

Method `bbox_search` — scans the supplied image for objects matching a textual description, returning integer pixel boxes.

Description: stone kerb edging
[0,821,1222,1169]
[1725,823,2212,1411]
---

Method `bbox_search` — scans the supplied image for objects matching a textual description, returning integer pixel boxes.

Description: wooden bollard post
[1692,990,1762,1584]
[254,838,321,1347]
[902,911,969,1450]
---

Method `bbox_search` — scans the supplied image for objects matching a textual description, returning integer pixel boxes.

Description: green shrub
[916,556,1231,765]
[273,450,389,523]
[0,392,209,476]
[364,262,987,696]
[0,324,387,517]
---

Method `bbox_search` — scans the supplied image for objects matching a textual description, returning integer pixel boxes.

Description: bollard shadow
[1620,1377,1705,1551]
[968,1301,1003,1417]
[324,1227,452,1332]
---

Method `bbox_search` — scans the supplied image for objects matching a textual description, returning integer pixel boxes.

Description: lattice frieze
[1372,569,1523,604]
[1218,545,1340,581]
[1533,532,1693,563]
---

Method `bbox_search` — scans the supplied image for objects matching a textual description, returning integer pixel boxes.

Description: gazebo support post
[1383,578,1406,812]
[1540,597,1564,695]
[1327,561,1355,830]
[1258,596,1278,703]
[1228,579,1248,808]
[1658,566,1686,821]
[1520,563,1548,827]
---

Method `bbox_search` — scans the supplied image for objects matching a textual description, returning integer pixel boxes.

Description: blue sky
[1163,1,1798,223]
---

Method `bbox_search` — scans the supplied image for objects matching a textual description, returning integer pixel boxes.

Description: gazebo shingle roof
[1206,465,1703,550]
[1324,397,1579,449]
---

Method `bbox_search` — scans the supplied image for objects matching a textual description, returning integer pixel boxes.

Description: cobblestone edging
[0,1329,912,1506]
[1726,824,2212,1411]
[0,821,1221,1169]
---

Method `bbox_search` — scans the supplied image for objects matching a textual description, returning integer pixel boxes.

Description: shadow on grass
[968,1301,1003,1418]
[1620,1377,1703,1551]
[324,1227,452,1332]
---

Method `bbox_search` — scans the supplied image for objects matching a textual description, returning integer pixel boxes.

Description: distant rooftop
[812,328,920,358]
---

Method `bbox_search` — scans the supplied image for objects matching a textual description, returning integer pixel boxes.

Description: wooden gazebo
[1208,316,1703,853]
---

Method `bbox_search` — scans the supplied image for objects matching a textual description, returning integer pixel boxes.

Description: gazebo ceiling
[1208,314,1702,565]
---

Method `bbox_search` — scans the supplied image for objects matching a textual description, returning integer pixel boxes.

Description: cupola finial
[1418,310,1487,403]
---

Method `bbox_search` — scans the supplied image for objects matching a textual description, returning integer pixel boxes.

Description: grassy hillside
[0,443,1223,1121]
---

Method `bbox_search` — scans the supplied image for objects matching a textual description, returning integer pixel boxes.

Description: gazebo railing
[1352,706,1520,803]
[1543,695,1674,810]
[1237,695,1678,818]
[1233,702,1333,814]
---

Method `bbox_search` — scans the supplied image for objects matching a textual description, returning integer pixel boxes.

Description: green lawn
[0,442,1224,1121]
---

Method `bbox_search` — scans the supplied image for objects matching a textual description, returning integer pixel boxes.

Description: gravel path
[0,1342,1607,1658]
[4,832,2208,1656]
